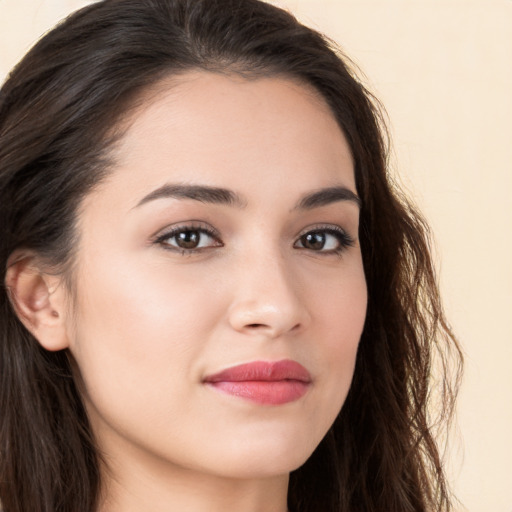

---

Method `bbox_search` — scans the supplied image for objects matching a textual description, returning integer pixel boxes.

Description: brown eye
[156,226,221,252]
[175,230,201,249]
[294,227,354,253]
[300,232,327,250]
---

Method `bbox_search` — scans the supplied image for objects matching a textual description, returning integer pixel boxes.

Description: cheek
[75,250,219,340]
[312,256,367,340]
[308,262,367,411]
[67,253,223,414]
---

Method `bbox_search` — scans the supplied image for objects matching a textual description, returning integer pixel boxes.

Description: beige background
[1,0,511,510]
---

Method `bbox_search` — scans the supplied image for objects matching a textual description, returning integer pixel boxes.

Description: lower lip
[206,380,309,405]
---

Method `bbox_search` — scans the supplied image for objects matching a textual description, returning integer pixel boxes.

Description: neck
[98,452,290,512]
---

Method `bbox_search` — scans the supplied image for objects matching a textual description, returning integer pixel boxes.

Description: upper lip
[203,359,312,383]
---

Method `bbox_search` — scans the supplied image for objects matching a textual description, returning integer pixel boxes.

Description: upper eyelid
[295,223,354,238]
[296,226,354,243]
[152,221,220,241]
[153,221,351,235]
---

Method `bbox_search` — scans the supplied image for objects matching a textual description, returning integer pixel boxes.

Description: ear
[5,252,70,351]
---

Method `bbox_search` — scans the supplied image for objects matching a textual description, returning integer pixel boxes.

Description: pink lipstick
[203,360,311,405]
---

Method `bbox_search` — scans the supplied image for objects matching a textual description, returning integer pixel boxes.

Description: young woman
[0,0,462,511]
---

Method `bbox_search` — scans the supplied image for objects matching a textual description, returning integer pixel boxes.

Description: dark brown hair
[0,1,462,511]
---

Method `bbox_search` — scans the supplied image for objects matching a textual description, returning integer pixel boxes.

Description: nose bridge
[228,241,309,337]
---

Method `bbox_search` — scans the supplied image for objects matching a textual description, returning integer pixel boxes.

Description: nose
[227,251,311,339]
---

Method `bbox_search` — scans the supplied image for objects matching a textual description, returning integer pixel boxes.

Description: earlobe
[5,252,70,351]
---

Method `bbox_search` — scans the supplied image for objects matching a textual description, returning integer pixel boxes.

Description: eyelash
[153,222,222,255]
[153,223,355,255]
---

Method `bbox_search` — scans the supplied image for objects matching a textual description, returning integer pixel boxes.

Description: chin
[200,427,322,479]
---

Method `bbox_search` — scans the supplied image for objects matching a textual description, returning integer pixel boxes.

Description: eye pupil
[176,230,200,249]
[301,232,326,250]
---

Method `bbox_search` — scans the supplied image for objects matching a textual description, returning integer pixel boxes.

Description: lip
[203,360,312,405]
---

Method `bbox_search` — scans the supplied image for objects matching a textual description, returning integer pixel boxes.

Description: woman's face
[65,72,367,480]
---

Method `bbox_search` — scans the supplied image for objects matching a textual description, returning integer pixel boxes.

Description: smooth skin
[8,72,367,512]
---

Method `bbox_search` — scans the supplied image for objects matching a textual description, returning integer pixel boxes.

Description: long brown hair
[0,1,462,511]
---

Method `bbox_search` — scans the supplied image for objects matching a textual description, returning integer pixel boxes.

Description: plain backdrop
[1,1,511,511]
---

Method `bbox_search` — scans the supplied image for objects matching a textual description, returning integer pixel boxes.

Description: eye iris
[176,230,200,249]
[302,232,326,250]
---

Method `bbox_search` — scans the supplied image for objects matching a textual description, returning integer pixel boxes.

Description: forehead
[91,71,355,209]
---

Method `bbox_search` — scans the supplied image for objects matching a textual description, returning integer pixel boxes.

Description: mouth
[203,359,312,405]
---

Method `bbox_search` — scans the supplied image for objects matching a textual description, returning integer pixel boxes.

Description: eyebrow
[135,184,246,209]
[134,183,361,210]
[294,186,361,210]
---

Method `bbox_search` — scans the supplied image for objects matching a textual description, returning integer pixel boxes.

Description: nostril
[245,322,302,333]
